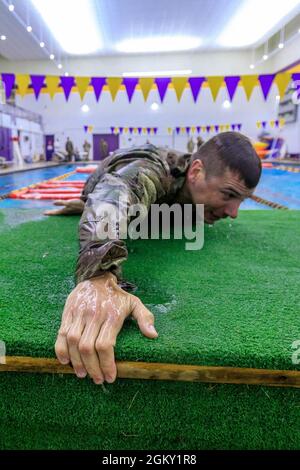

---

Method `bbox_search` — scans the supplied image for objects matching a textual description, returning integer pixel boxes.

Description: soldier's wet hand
[44,199,84,216]
[55,272,158,384]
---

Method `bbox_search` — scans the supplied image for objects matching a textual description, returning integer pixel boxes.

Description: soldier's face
[186,160,254,224]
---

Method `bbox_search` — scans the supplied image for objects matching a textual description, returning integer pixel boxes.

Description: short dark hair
[192,132,262,188]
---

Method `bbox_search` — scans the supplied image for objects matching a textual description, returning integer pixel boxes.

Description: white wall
[15,78,281,154]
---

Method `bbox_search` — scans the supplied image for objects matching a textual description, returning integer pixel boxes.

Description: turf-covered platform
[0,209,299,449]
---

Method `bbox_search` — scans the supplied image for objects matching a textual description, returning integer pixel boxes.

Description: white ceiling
[0,0,300,61]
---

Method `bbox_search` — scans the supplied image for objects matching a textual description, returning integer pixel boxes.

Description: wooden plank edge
[0,356,300,388]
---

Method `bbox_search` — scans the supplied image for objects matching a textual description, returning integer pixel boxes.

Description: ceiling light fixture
[116,36,202,54]
[57,64,62,69]
[64,72,69,77]
[123,70,192,77]
[8,4,14,12]
[263,54,268,60]
[49,54,55,60]
[150,102,159,111]
[31,0,102,54]
[217,0,300,47]
[278,42,284,48]
[27,26,32,33]
[0,35,7,41]
[81,104,89,113]
[249,64,255,69]
[39,41,45,48]
[223,100,231,109]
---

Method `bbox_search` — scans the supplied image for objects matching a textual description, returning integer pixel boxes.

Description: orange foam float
[262,162,273,168]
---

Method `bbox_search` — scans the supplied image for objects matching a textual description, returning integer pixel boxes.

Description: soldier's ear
[187,159,205,184]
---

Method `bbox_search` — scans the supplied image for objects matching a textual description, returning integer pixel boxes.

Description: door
[93,134,119,160]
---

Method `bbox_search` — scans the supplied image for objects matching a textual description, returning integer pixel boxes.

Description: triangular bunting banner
[76,76,90,100]
[258,74,275,100]
[123,77,139,102]
[45,75,60,99]
[91,77,106,101]
[155,77,171,102]
[107,77,122,101]
[274,73,291,99]
[16,74,30,97]
[1,73,15,100]
[224,76,240,101]
[60,76,75,101]
[188,77,205,102]
[207,76,223,101]
[171,77,188,101]
[241,75,258,101]
[30,75,45,99]
[176,127,180,134]
[84,125,88,133]
[139,77,154,101]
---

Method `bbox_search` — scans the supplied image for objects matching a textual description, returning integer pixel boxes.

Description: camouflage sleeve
[76,159,169,285]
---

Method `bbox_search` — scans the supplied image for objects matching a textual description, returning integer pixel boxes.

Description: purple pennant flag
[154,127,158,134]
[176,127,180,135]
[206,125,210,133]
[147,127,151,134]
[129,127,134,134]
[119,127,123,134]
[155,78,170,102]
[262,121,267,129]
[91,77,106,101]
[188,77,205,102]
[186,127,190,134]
[84,125,88,133]
[224,76,240,102]
[30,75,45,99]
[275,120,279,128]
[122,77,138,102]
[292,73,300,99]
[196,126,201,133]
[231,124,236,131]
[237,124,242,131]
[60,76,75,101]
[258,74,275,100]
[215,125,219,133]
[138,127,142,134]
[110,127,114,133]
[2,73,15,100]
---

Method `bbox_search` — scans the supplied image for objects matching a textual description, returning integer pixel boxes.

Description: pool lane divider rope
[1,356,300,389]
[275,165,300,173]
[1,170,77,200]
[250,194,289,210]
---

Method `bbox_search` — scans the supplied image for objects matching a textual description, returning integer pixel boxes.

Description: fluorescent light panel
[31,0,102,54]
[217,0,300,47]
[123,70,192,77]
[116,36,201,54]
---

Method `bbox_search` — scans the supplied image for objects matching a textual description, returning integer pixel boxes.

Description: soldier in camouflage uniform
[46,134,261,385]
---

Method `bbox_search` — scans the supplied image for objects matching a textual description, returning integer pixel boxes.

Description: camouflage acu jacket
[77,144,191,286]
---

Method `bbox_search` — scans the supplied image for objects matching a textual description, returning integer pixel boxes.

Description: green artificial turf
[0,209,299,449]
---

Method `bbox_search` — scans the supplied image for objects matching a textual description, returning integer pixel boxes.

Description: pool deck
[0,161,94,176]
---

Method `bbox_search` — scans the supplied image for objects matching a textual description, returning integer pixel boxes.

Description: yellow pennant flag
[133,127,138,134]
[256,121,261,129]
[76,76,90,100]
[167,127,173,135]
[201,126,206,133]
[114,127,119,134]
[180,127,185,134]
[207,76,224,101]
[139,77,154,101]
[225,124,230,131]
[241,75,258,101]
[88,125,94,133]
[16,74,30,97]
[279,118,285,128]
[171,77,188,102]
[45,75,60,99]
[142,128,147,134]
[191,126,196,133]
[270,120,275,128]
[219,124,225,132]
[275,73,291,99]
[123,128,128,134]
[210,125,214,132]
[107,77,122,101]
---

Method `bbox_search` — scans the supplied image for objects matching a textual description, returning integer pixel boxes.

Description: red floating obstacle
[76,165,98,174]
[262,162,273,168]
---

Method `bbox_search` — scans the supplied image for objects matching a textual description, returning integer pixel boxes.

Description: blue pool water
[0,164,300,210]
